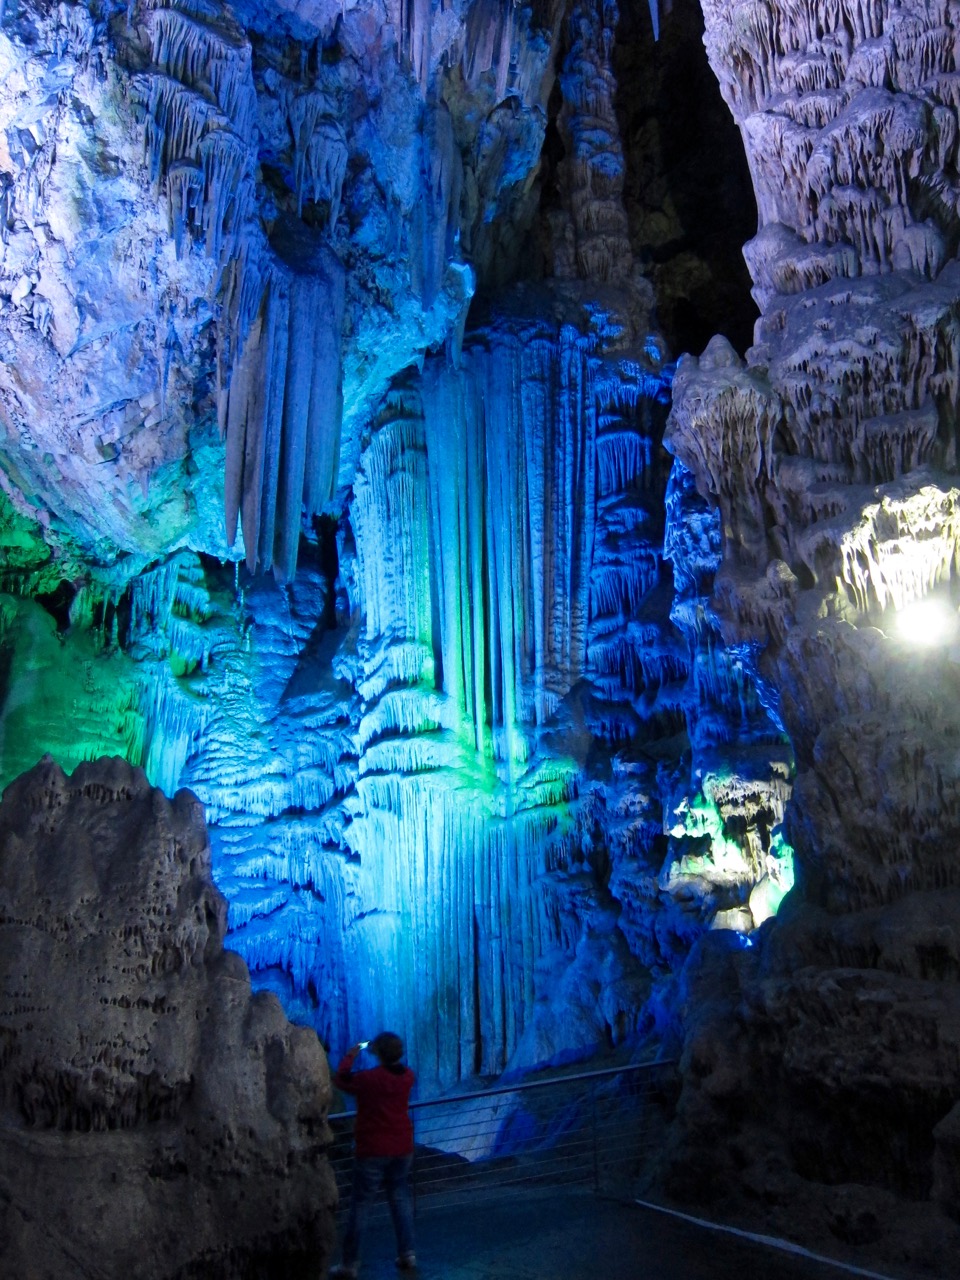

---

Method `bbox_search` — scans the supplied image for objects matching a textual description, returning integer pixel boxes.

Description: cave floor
[341,1186,899,1280]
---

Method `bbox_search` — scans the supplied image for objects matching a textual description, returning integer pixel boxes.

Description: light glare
[893,598,957,647]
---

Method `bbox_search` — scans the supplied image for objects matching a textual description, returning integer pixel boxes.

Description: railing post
[411,1107,418,1219]
[591,1091,599,1193]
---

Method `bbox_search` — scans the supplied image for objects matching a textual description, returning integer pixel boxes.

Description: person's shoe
[330,1266,359,1278]
[395,1254,417,1271]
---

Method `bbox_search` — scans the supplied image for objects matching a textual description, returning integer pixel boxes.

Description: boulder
[0,755,336,1280]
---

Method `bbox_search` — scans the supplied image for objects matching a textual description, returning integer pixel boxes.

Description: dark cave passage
[613,0,758,358]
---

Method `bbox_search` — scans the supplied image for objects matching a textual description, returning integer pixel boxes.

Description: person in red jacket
[330,1031,417,1277]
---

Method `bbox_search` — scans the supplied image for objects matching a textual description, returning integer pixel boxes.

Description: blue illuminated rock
[0,0,554,577]
[0,0,798,1103]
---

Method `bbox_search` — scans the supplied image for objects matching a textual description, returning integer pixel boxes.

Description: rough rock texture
[661,1,960,1274]
[0,755,335,1279]
[0,0,799,1101]
[0,0,556,577]
[178,0,792,1090]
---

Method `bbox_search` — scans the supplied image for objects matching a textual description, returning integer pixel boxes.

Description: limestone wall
[0,755,335,1279]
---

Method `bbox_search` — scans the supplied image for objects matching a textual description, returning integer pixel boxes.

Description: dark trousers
[342,1154,415,1266]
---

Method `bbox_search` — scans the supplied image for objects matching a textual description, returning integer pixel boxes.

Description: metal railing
[327,1059,679,1216]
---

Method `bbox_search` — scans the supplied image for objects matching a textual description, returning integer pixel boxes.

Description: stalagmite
[555,0,633,283]
[0,756,335,1276]
[661,8,960,1261]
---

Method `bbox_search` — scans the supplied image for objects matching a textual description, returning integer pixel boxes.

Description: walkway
[341,1187,905,1280]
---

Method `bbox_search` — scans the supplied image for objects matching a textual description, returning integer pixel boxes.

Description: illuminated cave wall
[657,0,960,1264]
[0,0,794,1089]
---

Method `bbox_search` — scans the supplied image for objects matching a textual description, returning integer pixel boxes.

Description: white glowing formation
[892,597,958,646]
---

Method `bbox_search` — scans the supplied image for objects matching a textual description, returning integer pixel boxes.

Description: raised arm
[333,1043,363,1093]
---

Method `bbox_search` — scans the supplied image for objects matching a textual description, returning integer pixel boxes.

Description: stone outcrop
[661,1,960,1273]
[0,755,335,1279]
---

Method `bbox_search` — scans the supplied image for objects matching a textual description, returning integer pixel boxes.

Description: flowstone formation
[0,0,794,1101]
[0,755,335,1279]
[662,0,960,1273]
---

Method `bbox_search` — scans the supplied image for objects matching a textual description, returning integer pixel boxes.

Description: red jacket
[334,1049,415,1158]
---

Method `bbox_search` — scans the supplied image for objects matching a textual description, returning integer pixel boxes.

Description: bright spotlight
[892,598,958,646]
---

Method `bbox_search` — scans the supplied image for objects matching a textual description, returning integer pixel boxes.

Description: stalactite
[836,486,960,614]
[462,0,516,99]
[136,8,347,582]
[419,322,609,755]
[398,0,432,93]
[351,383,434,680]
[342,764,576,1088]
[286,89,348,226]
[150,7,256,138]
[421,357,490,755]
[222,226,346,580]
[596,430,653,496]
[482,337,530,756]
[416,101,463,308]
[405,303,682,787]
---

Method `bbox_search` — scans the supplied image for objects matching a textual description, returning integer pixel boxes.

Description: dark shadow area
[314,512,341,631]
[349,1186,884,1280]
[36,579,77,635]
[614,2,758,358]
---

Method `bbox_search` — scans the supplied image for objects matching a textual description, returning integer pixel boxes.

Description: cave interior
[1,0,960,1275]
